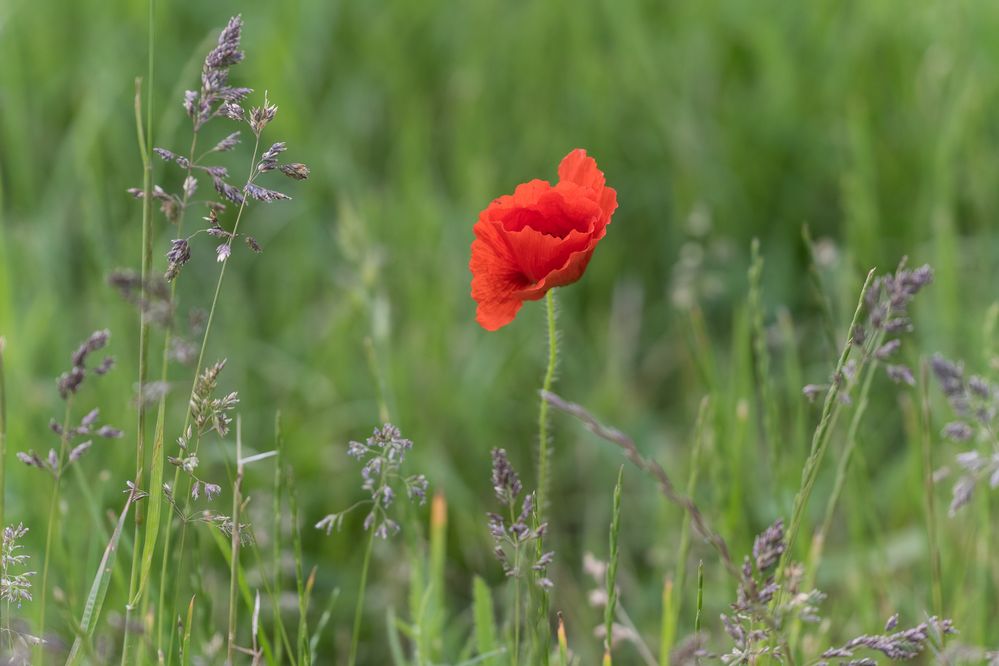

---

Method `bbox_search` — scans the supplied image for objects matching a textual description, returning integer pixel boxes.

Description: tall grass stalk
[801,225,838,358]
[0,338,5,652]
[227,417,245,663]
[790,332,881,653]
[348,529,375,666]
[674,397,709,604]
[919,362,944,619]
[38,399,73,655]
[273,412,285,663]
[694,560,703,634]
[802,328,883,569]
[157,130,262,655]
[289,466,310,665]
[429,492,447,658]
[662,396,710,663]
[777,269,875,579]
[152,127,199,657]
[748,240,779,474]
[659,577,674,666]
[0,337,6,533]
[511,528,522,666]
[122,0,155,638]
[66,489,139,665]
[602,466,623,665]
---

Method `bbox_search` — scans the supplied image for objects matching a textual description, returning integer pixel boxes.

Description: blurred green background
[1,0,998,662]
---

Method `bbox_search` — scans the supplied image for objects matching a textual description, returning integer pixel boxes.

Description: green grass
[0,0,997,663]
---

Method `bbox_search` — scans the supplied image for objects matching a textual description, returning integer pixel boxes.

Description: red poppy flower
[469,149,617,331]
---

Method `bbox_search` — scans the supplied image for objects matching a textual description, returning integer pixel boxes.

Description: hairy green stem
[531,290,557,664]
[537,290,558,516]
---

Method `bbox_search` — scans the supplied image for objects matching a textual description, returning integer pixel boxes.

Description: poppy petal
[470,220,531,304]
[514,243,596,299]
[557,149,605,192]
[505,224,593,283]
[475,297,524,331]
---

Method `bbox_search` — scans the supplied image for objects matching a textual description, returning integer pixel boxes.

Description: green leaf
[131,400,166,605]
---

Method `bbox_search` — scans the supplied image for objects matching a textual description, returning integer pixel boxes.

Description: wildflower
[1,524,35,607]
[316,424,428,538]
[720,520,824,663]
[821,616,956,661]
[469,149,617,330]
[486,449,553,587]
[929,354,999,515]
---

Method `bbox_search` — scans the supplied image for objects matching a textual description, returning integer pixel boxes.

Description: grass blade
[309,589,340,664]
[66,491,137,665]
[131,400,166,606]
[603,466,623,663]
[778,268,875,575]
[472,576,497,663]
[181,596,195,666]
[386,607,409,666]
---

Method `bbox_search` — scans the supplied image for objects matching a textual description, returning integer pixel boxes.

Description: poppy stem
[533,290,558,664]
[537,290,558,518]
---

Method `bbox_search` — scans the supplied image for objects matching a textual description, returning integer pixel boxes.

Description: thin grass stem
[39,400,72,657]
[749,239,780,476]
[154,128,199,656]
[603,466,623,662]
[273,412,285,663]
[123,42,155,657]
[694,560,703,634]
[348,528,376,666]
[777,269,875,579]
[0,337,7,541]
[227,417,245,663]
[919,361,944,618]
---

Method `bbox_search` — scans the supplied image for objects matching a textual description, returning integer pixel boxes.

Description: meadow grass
[0,0,997,664]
